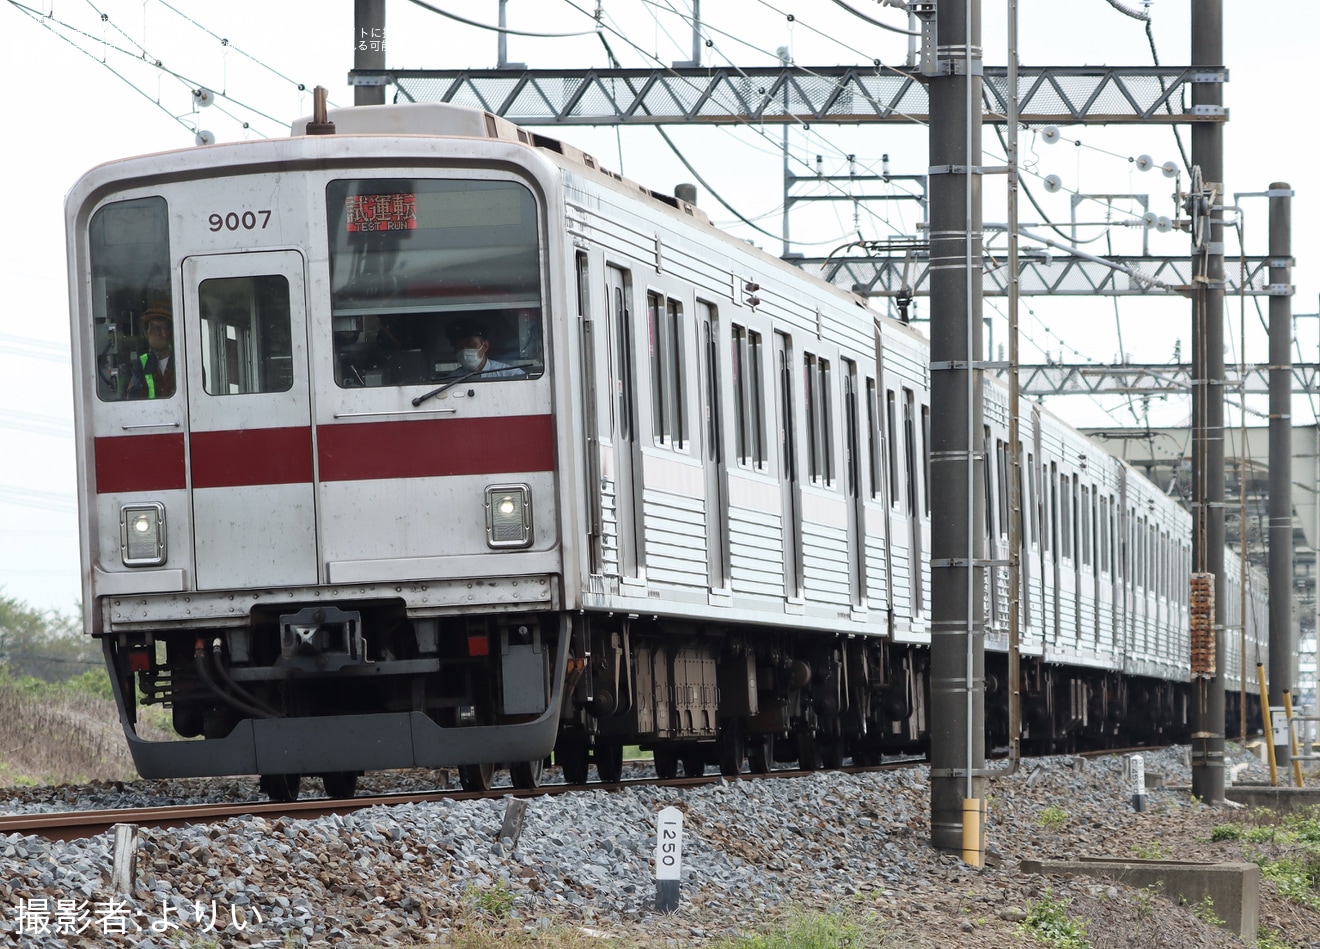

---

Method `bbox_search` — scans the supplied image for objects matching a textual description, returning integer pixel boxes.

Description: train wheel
[458,763,495,792]
[653,748,679,779]
[510,758,545,789]
[320,771,358,799]
[595,738,624,783]
[259,773,302,802]
[557,734,590,785]
[819,735,844,770]
[747,735,773,774]
[796,730,822,770]
[719,721,746,777]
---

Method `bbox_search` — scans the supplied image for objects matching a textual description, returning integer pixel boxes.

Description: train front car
[65,106,571,798]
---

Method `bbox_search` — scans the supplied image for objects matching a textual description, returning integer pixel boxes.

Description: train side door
[842,361,865,608]
[181,251,317,590]
[606,265,644,579]
[698,303,731,592]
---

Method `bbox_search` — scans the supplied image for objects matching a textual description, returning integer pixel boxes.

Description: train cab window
[198,275,293,395]
[88,196,175,402]
[731,325,767,469]
[325,178,544,388]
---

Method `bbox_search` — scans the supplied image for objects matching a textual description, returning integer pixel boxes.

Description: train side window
[982,427,995,541]
[804,353,834,486]
[198,275,293,395]
[647,292,688,449]
[731,325,768,469]
[88,196,174,402]
[996,438,1009,539]
[902,388,917,517]
[1080,484,1092,567]
[1027,453,1038,545]
[1047,463,1058,557]
[921,403,931,517]
[886,390,899,510]
[866,379,881,500]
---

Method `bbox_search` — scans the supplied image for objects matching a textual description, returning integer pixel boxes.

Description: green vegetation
[469,879,517,920]
[708,910,870,949]
[1211,807,1320,914]
[1188,895,1223,927]
[1019,890,1090,949]
[0,594,95,681]
[1037,805,1069,830]
[1131,840,1166,860]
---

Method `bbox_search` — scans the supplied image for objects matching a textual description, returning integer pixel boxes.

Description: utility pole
[925,0,987,859]
[1190,0,1226,804]
[1269,183,1297,765]
[354,0,386,107]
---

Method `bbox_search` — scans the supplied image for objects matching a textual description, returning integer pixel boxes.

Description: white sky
[1,0,1316,615]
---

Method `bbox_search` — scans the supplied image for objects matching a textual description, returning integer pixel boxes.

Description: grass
[1210,806,1320,914]
[708,910,871,949]
[1037,805,1068,831]
[1019,890,1090,949]
[0,664,169,785]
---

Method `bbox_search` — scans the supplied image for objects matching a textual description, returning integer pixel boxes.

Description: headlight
[485,484,532,549]
[120,503,167,566]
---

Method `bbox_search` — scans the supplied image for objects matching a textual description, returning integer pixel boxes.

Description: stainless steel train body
[65,102,1265,795]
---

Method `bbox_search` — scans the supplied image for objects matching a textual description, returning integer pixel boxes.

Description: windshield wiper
[411,368,483,407]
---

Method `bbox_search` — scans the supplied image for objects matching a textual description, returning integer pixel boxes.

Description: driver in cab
[447,318,524,379]
[128,304,176,399]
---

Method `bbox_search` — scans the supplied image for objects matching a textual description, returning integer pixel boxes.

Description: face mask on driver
[458,348,484,370]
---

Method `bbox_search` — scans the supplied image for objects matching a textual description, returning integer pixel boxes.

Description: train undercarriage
[106,604,1257,800]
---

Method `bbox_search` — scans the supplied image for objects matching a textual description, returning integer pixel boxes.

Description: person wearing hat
[128,303,177,399]
[447,318,524,379]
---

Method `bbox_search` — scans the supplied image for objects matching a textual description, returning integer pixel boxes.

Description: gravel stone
[0,746,1315,946]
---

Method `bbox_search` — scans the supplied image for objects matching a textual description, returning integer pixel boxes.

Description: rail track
[0,746,1165,842]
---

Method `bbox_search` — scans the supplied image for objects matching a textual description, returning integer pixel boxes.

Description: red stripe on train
[190,427,314,488]
[316,414,555,481]
[93,415,554,493]
[94,433,187,493]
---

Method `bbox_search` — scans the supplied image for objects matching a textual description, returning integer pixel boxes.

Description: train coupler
[277,606,366,673]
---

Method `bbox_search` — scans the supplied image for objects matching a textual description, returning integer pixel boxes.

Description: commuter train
[64,101,1268,799]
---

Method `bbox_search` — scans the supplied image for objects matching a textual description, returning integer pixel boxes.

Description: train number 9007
[209,210,272,232]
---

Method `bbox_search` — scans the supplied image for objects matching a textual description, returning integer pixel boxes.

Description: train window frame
[1080,483,1092,568]
[803,352,835,487]
[886,390,900,511]
[88,195,176,403]
[197,274,294,397]
[646,291,689,451]
[902,388,918,518]
[731,324,768,470]
[324,176,545,390]
[866,379,882,501]
[921,402,931,517]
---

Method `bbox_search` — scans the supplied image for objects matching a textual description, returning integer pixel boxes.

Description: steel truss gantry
[349,65,1223,127]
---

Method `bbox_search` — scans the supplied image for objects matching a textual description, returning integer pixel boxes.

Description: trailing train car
[64,101,1264,798]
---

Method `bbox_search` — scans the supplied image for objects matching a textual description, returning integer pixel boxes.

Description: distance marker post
[654,806,683,913]
[1130,753,1146,812]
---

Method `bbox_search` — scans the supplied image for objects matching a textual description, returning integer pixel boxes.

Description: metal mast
[1269,183,1297,763]
[1190,0,1226,803]
[926,0,987,857]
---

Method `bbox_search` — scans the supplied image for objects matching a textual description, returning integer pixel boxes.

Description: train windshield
[326,177,544,388]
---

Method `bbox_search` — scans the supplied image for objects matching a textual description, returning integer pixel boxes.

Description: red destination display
[345,192,417,232]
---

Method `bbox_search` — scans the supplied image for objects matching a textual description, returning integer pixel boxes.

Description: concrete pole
[354,0,386,107]
[1269,183,1296,764]
[1190,0,1226,804]
[928,0,987,855]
